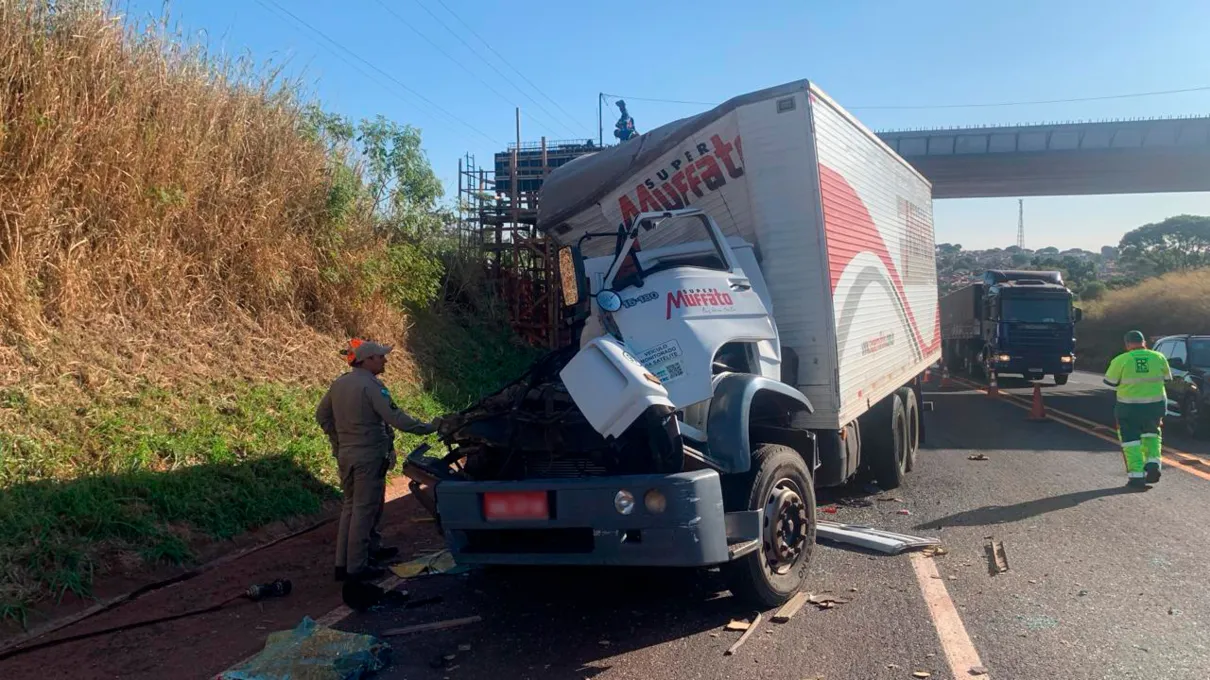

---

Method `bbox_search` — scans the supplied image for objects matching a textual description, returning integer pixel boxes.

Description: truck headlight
[997,354,1011,363]
[644,489,667,514]
[1060,356,1073,363]
[614,490,635,515]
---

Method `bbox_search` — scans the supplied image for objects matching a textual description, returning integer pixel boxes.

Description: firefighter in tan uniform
[316,339,435,582]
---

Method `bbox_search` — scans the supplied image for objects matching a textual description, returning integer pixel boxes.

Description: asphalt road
[336,385,1210,680]
[963,369,1210,458]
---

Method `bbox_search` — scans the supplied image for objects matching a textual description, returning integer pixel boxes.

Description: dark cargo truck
[940,270,1082,385]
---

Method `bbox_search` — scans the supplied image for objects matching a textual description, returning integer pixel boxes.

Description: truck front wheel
[723,444,816,608]
[1054,374,1069,386]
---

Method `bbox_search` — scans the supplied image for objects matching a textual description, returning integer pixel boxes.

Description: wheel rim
[763,479,809,576]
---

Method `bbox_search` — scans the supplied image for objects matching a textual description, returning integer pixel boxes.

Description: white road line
[909,552,988,678]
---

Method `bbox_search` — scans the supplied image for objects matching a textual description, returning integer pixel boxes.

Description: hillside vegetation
[1077,269,1210,369]
[0,0,533,623]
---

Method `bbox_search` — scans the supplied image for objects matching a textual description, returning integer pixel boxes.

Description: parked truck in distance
[940,270,1082,385]
[403,80,941,607]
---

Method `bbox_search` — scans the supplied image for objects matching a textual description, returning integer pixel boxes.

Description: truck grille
[525,455,610,478]
[1006,323,1067,350]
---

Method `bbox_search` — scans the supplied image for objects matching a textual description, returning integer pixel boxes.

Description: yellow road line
[947,376,1210,483]
[910,552,988,678]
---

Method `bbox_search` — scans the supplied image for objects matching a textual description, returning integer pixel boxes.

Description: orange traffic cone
[986,371,1000,398]
[1028,384,1047,420]
[940,364,954,388]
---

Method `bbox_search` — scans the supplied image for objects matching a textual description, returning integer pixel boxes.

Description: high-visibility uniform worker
[316,339,435,582]
[1103,330,1172,489]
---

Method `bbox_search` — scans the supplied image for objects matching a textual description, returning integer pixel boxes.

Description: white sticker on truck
[638,339,686,383]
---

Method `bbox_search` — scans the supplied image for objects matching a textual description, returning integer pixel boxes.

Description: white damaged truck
[403,80,941,606]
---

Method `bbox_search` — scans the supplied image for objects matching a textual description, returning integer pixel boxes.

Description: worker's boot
[1144,461,1162,484]
[1126,477,1149,490]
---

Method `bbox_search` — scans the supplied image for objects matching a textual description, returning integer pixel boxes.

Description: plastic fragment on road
[215,616,388,680]
[921,546,949,558]
[969,665,989,676]
[821,505,838,514]
[816,520,941,555]
[967,454,989,461]
[808,593,850,610]
[913,672,932,678]
[390,549,469,578]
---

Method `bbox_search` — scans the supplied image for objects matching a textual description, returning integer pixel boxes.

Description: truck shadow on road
[913,485,1135,530]
[342,561,756,679]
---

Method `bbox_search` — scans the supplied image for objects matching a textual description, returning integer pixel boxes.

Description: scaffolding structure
[457,110,599,348]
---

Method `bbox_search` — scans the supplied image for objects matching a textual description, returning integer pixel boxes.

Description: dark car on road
[1152,334,1210,438]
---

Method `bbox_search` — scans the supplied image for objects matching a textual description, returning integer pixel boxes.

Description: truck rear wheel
[865,392,908,490]
[723,444,816,608]
[897,387,920,473]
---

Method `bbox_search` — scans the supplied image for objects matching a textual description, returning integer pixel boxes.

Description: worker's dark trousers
[336,452,388,577]
[1115,401,1165,479]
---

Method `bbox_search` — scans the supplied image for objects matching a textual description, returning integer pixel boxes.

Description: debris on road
[877,497,906,503]
[725,619,752,632]
[217,617,388,680]
[772,591,811,623]
[913,672,932,678]
[724,612,763,656]
[968,454,990,461]
[390,550,468,578]
[808,594,850,610]
[921,546,949,558]
[897,509,912,515]
[837,497,875,508]
[986,539,1010,575]
[969,665,989,675]
[822,506,839,514]
[817,520,941,554]
[381,615,483,636]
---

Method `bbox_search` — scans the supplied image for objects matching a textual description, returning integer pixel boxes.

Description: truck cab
[979,270,1081,384]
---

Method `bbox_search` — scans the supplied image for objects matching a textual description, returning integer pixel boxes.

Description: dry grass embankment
[1077,269,1210,369]
[0,1,534,623]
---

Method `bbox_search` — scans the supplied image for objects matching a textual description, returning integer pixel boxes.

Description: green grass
[0,313,538,625]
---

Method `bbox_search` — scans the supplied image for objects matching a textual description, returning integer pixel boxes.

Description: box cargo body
[538,80,941,430]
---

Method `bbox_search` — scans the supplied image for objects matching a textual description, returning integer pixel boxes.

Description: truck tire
[865,392,908,490]
[897,387,920,473]
[722,444,816,608]
[1054,375,1069,386]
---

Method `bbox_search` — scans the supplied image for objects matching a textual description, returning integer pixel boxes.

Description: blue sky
[125,0,1210,250]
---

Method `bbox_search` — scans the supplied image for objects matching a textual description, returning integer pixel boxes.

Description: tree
[1037,246,1059,256]
[1119,214,1210,275]
[1011,252,1030,266]
[1080,281,1107,301]
[1100,245,1118,260]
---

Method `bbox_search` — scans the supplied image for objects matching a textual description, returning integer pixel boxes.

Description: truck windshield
[1000,297,1070,323]
[1191,338,1210,370]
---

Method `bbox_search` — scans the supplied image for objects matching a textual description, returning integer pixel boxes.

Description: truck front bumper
[994,356,1075,376]
[434,469,737,567]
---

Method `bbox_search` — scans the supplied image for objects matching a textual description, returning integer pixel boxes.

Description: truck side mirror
[1074,307,1083,323]
[558,246,585,307]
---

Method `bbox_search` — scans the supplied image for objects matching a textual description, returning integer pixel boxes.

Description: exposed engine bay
[412,346,684,482]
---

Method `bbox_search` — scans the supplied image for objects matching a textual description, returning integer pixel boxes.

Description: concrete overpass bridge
[876,116,1210,198]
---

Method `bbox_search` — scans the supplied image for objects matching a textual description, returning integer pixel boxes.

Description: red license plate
[482,491,550,521]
